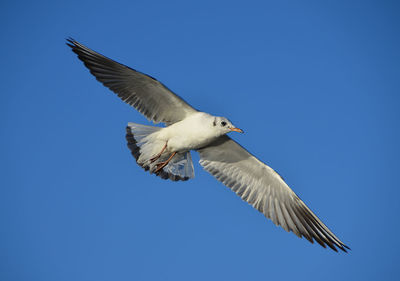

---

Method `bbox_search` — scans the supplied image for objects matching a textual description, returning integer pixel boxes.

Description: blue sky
[1,1,399,280]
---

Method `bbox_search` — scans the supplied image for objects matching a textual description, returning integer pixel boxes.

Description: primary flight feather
[67,39,349,252]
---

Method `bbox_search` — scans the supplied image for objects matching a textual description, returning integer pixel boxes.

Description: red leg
[150,142,168,163]
[155,152,176,173]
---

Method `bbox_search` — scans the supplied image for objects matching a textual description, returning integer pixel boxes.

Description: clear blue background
[2,1,399,280]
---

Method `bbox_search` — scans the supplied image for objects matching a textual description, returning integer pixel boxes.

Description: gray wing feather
[67,39,197,124]
[197,136,349,252]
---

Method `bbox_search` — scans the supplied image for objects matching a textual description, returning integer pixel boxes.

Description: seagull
[67,39,349,252]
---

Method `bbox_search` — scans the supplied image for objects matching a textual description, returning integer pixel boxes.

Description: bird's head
[212,116,243,135]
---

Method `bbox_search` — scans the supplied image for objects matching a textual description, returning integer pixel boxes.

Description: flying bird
[67,39,349,252]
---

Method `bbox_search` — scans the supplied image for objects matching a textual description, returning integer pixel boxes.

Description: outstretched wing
[67,39,198,125]
[197,136,349,252]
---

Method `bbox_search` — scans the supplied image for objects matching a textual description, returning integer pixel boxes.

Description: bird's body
[157,112,225,152]
[127,112,240,178]
[67,39,350,252]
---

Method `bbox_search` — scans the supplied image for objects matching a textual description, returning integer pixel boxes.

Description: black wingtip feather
[66,37,77,48]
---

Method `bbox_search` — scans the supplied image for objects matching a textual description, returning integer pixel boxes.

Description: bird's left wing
[67,39,198,125]
[197,136,349,252]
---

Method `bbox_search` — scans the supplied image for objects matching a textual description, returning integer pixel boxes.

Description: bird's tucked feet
[150,142,168,163]
[155,152,177,173]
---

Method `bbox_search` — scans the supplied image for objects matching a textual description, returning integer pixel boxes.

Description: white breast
[157,112,220,152]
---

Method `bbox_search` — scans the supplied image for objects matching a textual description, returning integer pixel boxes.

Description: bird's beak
[230,127,244,133]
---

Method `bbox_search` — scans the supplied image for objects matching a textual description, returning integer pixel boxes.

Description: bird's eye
[221,121,227,127]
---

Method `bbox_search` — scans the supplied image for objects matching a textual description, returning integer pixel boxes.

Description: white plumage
[68,39,349,252]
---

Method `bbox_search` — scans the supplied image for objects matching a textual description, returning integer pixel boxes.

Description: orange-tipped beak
[230,127,244,133]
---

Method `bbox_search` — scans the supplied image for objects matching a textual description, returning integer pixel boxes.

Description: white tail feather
[126,122,195,181]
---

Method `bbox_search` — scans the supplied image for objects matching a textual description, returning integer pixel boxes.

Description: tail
[126,123,194,181]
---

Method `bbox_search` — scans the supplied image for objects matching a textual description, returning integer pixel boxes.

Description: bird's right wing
[67,39,198,125]
[197,136,349,252]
